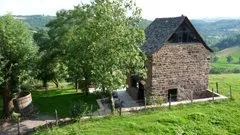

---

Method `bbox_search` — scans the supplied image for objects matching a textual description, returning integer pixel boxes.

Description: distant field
[211,46,240,74]
[215,46,240,64]
[216,46,240,57]
[211,63,240,70]
[34,74,240,135]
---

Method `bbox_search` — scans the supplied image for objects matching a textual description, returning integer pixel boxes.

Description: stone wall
[145,43,211,104]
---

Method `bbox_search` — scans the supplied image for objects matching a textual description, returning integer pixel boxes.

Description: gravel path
[0,115,55,135]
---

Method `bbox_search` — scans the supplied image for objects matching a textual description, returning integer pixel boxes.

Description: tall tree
[85,0,146,112]
[0,15,38,118]
[48,0,146,112]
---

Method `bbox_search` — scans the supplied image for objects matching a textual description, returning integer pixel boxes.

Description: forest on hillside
[13,15,240,51]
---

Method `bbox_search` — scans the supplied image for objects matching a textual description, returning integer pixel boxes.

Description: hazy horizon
[1,0,240,20]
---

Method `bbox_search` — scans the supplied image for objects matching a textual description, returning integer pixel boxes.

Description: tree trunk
[84,75,90,95]
[43,80,48,90]
[1,83,11,119]
[53,79,59,88]
[75,78,79,92]
[109,91,115,114]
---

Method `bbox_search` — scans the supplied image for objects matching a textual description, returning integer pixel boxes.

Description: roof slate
[142,16,212,56]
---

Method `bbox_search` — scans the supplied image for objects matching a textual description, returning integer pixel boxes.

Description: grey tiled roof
[142,16,213,56]
[142,16,185,56]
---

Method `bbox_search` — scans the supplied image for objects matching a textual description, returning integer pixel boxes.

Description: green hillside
[216,46,240,64]
[211,46,240,74]
[34,74,240,135]
[14,15,55,30]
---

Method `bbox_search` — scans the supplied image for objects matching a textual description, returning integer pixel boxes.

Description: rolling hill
[210,46,240,74]
[13,15,55,30]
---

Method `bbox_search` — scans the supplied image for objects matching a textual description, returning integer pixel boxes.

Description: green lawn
[0,84,100,118]
[34,74,240,135]
[32,88,100,118]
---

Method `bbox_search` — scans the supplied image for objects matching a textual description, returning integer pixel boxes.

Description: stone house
[127,16,213,104]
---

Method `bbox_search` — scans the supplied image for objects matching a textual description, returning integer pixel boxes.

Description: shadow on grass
[32,92,100,118]
[31,88,76,97]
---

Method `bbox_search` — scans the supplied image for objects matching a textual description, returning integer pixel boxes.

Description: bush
[20,84,34,92]
[69,101,90,120]
[209,68,222,74]
[212,56,219,63]
[233,68,240,73]
[226,56,233,63]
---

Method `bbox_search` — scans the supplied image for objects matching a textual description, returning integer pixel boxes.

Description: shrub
[209,68,222,74]
[226,56,233,63]
[69,101,90,120]
[212,56,219,63]
[20,84,34,92]
[233,68,240,73]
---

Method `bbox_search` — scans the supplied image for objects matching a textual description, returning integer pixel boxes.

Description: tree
[85,0,146,113]
[226,56,233,63]
[33,30,67,90]
[46,0,146,112]
[0,15,38,118]
[51,0,145,112]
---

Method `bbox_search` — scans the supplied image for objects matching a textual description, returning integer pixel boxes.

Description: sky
[0,0,240,20]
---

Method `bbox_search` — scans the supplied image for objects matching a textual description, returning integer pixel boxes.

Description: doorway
[168,89,178,101]
[138,83,144,100]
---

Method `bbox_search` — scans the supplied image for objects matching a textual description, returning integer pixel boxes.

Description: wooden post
[169,94,171,109]
[216,82,219,93]
[119,101,123,116]
[190,91,193,104]
[90,105,93,119]
[55,109,58,126]
[18,117,20,135]
[46,120,48,129]
[230,85,232,99]
[212,88,214,101]
[144,97,147,110]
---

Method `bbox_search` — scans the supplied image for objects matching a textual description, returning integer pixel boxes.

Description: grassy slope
[34,74,240,135]
[216,46,240,64]
[32,88,100,118]
[211,47,240,73]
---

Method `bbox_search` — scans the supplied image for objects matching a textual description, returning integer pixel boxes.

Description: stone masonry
[145,43,211,104]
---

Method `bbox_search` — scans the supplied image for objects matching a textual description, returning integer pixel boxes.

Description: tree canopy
[47,0,146,111]
[0,14,38,118]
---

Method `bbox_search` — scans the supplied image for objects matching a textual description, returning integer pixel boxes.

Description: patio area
[116,88,139,107]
